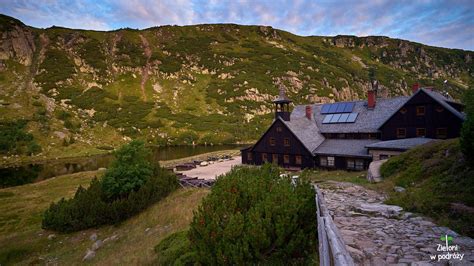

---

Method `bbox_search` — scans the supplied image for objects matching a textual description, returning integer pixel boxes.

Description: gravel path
[176,157,241,180]
[318,181,474,265]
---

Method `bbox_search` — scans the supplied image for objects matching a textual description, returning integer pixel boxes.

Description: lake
[0,144,245,188]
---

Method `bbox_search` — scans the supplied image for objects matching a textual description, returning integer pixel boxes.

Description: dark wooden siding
[380,91,463,140]
[244,119,314,168]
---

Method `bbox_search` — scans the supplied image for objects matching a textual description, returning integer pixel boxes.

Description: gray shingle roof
[312,139,379,157]
[365,137,436,151]
[280,117,325,154]
[292,96,409,133]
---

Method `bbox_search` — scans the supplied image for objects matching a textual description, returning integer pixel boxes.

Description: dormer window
[416,106,425,116]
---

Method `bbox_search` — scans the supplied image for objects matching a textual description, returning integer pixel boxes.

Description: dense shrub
[101,140,153,199]
[0,120,41,155]
[460,89,474,167]
[187,164,317,264]
[42,141,178,232]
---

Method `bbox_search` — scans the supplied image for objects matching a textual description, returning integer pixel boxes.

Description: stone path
[318,181,474,265]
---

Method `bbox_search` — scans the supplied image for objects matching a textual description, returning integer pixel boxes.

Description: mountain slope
[0,14,472,157]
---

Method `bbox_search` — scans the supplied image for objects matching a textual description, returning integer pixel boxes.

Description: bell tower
[272,85,292,121]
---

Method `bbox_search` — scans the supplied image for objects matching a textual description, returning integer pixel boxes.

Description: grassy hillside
[0,14,473,161]
[381,139,474,237]
[0,169,209,264]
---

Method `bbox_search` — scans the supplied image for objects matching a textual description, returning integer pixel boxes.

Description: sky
[1,0,473,51]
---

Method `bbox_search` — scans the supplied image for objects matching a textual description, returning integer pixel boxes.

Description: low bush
[154,231,197,265]
[187,164,317,264]
[42,141,178,232]
[0,120,41,155]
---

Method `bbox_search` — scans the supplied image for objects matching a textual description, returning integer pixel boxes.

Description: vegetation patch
[161,164,318,264]
[42,140,178,232]
[0,120,41,155]
[381,139,474,237]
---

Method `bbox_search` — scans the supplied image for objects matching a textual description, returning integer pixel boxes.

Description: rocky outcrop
[0,23,35,66]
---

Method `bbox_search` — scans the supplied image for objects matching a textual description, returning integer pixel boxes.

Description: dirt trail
[318,181,474,265]
[139,34,152,102]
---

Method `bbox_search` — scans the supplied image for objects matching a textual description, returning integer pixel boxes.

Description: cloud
[0,0,472,50]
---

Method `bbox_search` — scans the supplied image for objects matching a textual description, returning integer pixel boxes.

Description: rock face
[0,18,36,66]
[319,181,474,265]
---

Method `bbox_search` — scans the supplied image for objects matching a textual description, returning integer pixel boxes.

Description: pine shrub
[188,164,317,264]
[42,141,178,232]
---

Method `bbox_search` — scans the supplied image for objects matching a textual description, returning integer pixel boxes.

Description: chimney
[412,83,420,93]
[368,90,376,109]
[305,105,312,120]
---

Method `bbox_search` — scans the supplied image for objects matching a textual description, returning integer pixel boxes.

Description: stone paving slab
[318,181,474,265]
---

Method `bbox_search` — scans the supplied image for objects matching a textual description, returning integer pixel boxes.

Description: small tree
[102,140,153,199]
[460,89,474,167]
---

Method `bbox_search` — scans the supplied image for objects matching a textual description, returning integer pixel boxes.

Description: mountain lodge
[241,84,465,170]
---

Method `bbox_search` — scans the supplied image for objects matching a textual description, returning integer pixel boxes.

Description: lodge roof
[280,117,325,154]
[292,96,409,133]
[365,137,436,151]
[312,139,379,158]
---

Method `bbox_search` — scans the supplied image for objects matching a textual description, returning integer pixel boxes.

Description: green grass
[0,169,209,265]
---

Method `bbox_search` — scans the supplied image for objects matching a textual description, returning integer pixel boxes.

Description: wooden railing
[314,185,355,266]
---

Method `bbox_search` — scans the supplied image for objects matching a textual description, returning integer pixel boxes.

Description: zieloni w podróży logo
[428,234,465,262]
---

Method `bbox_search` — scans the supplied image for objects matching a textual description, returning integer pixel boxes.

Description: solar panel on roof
[336,103,346,113]
[343,102,355,113]
[322,114,333,123]
[338,113,350,123]
[330,113,341,123]
[347,113,358,123]
[328,104,338,113]
[321,104,331,114]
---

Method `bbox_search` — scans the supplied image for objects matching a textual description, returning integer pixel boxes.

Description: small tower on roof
[273,85,292,121]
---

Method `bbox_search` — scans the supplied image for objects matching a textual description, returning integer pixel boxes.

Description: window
[276,126,282,132]
[400,107,407,114]
[436,106,444,113]
[416,128,426,137]
[347,158,355,169]
[284,155,290,164]
[379,154,389,160]
[355,159,364,170]
[397,128,406,138]
[346,159,363,170]
[416,106,425,116]
[262,153,268,162]
[284,138,290,147]
[295,155,302,165]
[272,154,278,164]
[247,152,253,161]
[337,133,346,139]
[269,137,276,146]
[368,133,377,139]
[320,157,327,166]
[327,156,335,167]
[436,128,447,139]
